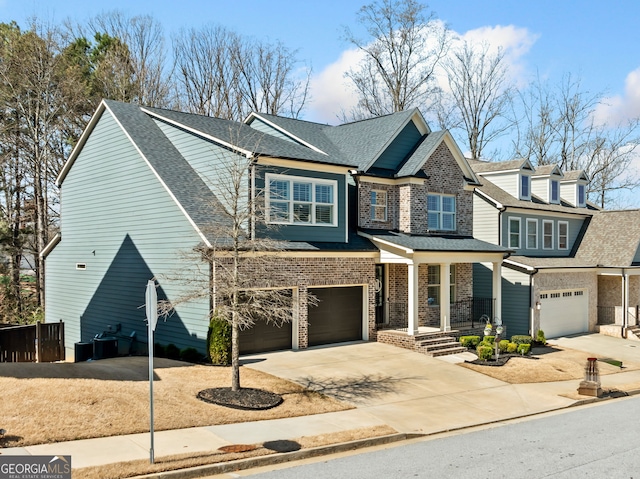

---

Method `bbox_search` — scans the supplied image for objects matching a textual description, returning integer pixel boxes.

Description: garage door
[308,286,363,347]
[239,319,292,355]
[540,289,588,338]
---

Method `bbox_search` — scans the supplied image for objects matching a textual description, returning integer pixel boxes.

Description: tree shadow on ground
[294,374,418,402]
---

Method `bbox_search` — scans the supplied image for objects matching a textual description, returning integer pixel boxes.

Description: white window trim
[558,220,569,250]
[265,173,338,227]
[526,218,538,249]
[371,189,388,222]
[427,193,456,232]
[508,217,521,249]
[543,220,554,250]
[427,264,456,306]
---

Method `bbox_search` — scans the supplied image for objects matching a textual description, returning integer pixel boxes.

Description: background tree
[173,24,310,121]
[343,0,450,119]
[442,41,514,160]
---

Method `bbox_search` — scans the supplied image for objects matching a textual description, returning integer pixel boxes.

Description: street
[235,396,640,478]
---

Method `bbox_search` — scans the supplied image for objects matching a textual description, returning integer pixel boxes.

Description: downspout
[249,155,256,241]
[530,269,539,337]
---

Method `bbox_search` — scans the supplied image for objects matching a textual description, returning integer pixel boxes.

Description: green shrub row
[154,343,205,363]
[474,337,532,359]
[460,335,481,348]
[511,335,532,345]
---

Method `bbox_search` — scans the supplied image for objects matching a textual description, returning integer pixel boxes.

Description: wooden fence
[0,321,65,363]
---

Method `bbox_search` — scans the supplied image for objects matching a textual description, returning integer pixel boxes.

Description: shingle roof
[104,100,233,245]
[467,158,528,173]
[395,130,446,178]
[361,230,511,254]
[575,209,640,266]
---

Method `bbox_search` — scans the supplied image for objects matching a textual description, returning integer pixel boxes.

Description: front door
[375,264,386,326]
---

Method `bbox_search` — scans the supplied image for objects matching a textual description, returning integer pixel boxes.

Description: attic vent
[76,263,86,270]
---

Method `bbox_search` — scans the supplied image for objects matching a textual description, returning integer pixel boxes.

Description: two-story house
[44,100,510,360]
[469,158,640,339]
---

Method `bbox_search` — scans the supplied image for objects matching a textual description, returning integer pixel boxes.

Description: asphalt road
[238,396,640,478]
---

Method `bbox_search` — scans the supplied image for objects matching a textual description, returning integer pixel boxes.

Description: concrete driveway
[242,341,577,434]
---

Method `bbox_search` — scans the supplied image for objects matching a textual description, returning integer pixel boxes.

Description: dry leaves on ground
[0,357,351,448]
[460,346,640,384]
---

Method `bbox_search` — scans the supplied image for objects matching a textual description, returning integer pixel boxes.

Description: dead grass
[75,425,397,479]
[460,345,640,384]
[0,357,351,448]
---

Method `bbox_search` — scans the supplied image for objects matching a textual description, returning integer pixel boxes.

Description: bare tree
[343,0,450,119]
[443,40,514,160]
[173,25,310,121]
[159,131,312,391]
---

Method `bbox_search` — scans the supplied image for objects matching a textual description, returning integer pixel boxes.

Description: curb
[132,433,420,479]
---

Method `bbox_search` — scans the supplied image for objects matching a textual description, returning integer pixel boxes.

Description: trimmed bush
[511,335,532,345]
[180,347,202,363]
[477,345,493,361]
[484,335,495,344]
[498,339,509,353]
[460,335,481,348]
[517,343,531,355]
[535,329,546,345]
[507,342,518,353]
[207,313,232,365]
[166,343,180,360]
[154,343,166,358]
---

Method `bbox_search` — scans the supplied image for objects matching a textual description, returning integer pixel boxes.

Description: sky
[3,0,640,204]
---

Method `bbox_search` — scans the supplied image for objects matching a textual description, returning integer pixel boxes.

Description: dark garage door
[239,319,292,355]
[308,286,363,347]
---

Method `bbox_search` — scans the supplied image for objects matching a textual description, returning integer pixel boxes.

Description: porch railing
[376,298,495,331]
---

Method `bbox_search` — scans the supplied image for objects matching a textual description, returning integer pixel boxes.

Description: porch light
[536,301,541,310]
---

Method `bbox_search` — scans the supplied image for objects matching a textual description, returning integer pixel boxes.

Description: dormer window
[550,180,559,203]
[578,184,586,207]
[520,175,531,200]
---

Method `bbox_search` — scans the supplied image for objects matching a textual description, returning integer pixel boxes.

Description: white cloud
[306,23,539,124]
[594,67,640,126]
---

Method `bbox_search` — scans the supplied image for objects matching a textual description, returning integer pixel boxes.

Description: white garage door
[540,289,588,338]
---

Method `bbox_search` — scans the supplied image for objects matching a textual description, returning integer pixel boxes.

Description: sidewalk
[3,335,640,474]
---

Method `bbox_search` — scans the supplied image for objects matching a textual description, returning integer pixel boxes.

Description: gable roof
[575,209,640,266]
[468,158,534,174]
[532,164,563,177]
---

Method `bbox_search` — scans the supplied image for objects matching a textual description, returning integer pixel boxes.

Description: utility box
[74,342,93,362]
[93,337,118,360]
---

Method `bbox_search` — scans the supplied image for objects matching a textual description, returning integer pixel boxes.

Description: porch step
[416,335,466,357]
[627,326,640,341]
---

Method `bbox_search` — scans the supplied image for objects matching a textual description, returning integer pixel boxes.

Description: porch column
[492,261,502,322]
[623,273,630,329]
[407,261,419,335]
[441,263,451,331]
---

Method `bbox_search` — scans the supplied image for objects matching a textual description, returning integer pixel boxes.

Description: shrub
[166,343,180,360]
[460,335,481,348]
[517,343,531,355]
[207,313,232,365]
[484,335,495,344]
[507,342,518,353]
[154,343,166,358]
[511,335,532,345]
[535,329,546,345]
[498,339,509,353]
[477,345,493,361]
[180,347,202,363]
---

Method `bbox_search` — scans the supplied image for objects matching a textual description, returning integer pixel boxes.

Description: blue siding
[371,121,421,171]
[46,110,210,357]
[248,118,301,144]
[255,165,347,242]
[501,213,586,257]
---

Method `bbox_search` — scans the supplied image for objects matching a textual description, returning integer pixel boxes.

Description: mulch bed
[197,387,283,410]
[465,353,538,367]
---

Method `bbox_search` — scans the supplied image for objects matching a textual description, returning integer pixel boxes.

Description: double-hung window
[267,174,336,226]
[578,185,586,207]
[427,264,456,306]
[526,218,538,249]
[558,221,568,250]
[427,194,456,231]
[508,217,521,249]
[543,220,554,249]
[371,190,387,221]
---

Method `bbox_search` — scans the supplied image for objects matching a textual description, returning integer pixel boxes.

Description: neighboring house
[469,158,640,339]
[44,100,510,359]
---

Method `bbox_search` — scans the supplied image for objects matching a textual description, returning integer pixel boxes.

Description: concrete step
[429,346,468,357]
